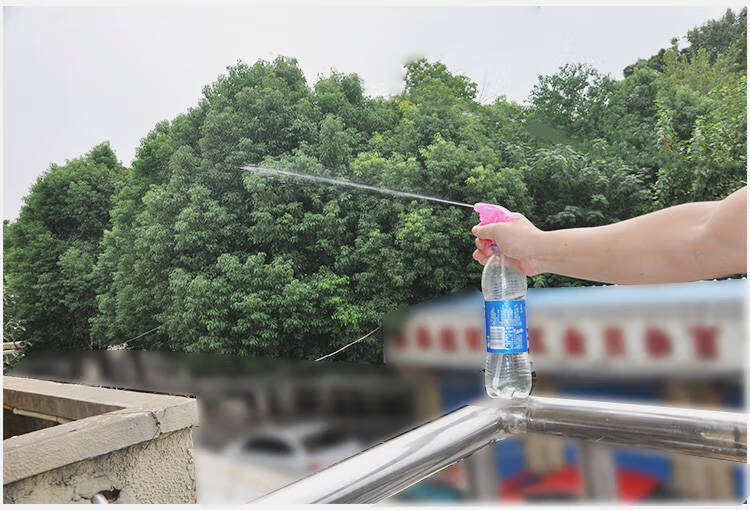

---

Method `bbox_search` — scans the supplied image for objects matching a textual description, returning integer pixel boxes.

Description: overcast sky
[3,3,741,220]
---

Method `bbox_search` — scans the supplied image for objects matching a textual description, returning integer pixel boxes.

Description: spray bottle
[474,203,533,399]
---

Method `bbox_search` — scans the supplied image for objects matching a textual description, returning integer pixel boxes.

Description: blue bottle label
[484,300,527,353]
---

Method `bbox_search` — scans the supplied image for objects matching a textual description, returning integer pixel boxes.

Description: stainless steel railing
[251,396,746,504]
[517,396,746,462]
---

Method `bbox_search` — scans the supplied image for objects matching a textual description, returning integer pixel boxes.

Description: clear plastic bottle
[482,244,532,399]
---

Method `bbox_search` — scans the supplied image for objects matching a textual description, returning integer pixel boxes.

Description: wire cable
[114,324,163,348]
[314,327,380,361]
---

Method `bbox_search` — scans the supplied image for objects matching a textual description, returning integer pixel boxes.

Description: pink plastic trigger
[473,202,519,251]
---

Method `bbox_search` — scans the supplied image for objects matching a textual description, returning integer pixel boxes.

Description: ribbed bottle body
[482,247,532,399]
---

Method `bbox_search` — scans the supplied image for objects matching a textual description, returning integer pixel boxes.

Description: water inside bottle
[482,249,533,399]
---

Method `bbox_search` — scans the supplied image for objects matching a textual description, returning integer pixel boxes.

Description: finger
[471,222,512,241]
[473,249,489,265]
[472,215,523,239]
[475,237,491,253]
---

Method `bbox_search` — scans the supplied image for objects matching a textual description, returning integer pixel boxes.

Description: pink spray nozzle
[473,202,518,225]
[473,202,518,251]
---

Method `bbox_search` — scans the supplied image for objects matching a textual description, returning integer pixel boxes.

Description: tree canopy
[4,143,127,350]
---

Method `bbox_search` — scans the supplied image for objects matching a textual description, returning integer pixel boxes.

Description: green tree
[92,57,533,361]
[624,8,746,77]
[655,76,747,207]
[686,7,746,71]
[529,63,616,137]
[2,289,26,373]
[4,143,126,350]
[404,58,478,101]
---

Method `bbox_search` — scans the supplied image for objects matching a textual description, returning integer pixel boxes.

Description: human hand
[471,214,546,276]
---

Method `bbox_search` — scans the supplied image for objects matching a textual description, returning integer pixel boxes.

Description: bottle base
[485,386,531,400]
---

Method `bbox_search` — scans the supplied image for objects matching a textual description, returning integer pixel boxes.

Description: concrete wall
[4,429,196,504]
[4,377,199,504]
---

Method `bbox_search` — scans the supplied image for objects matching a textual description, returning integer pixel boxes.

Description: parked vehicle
[222,422,362,477]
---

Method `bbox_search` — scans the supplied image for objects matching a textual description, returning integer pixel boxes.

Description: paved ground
[194,448,295,504]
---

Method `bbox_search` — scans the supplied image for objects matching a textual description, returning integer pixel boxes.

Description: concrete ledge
[3,376,198,485]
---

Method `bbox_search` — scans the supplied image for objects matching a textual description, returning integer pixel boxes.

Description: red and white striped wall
[385,283,745,376]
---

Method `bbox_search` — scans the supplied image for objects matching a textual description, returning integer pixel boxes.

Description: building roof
[418,278,745,313]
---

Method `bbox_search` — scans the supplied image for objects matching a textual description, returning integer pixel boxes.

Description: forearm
[535,201,725,284]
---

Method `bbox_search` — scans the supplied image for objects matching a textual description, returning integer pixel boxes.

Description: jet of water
[241,165,474,209]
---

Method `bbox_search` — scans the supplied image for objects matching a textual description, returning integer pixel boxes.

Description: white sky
[3,3,741,220]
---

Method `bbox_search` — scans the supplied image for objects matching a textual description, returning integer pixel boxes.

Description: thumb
[504,256,526,275]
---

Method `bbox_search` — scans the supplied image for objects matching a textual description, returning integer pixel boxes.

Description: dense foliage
[4,9,746,361]
[4,143,127,350]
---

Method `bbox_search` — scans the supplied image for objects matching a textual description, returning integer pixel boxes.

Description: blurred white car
[222,422,363,476]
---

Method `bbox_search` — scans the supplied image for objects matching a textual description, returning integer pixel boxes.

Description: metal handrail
[517,396,746,462]
[250,396,747,504]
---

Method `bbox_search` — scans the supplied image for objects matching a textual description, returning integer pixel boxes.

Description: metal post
[578,441,617,500]
[249,396,747,505]
[464,442,499,501]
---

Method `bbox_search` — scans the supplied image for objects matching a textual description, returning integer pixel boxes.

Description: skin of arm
[471,187,747,285]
